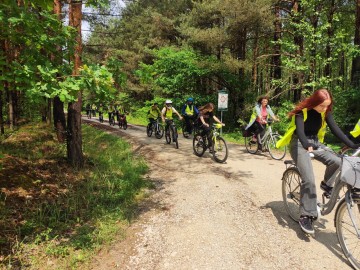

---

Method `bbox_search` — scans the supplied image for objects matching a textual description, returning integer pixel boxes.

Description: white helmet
[165,99,172,104]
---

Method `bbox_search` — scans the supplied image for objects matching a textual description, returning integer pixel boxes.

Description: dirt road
[86,118,353,270]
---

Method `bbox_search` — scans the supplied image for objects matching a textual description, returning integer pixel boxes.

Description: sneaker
[320,181,333,197]
[299,215,315,234]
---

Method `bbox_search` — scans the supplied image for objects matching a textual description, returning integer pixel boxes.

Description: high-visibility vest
[350,119,360,138]
[165,107,173,119]
[276,108,326,148]
[185,105,194,116]
[148,107,161,119]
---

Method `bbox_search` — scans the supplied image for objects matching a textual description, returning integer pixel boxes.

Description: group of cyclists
[86,89,360,236]
[86,103,127,127]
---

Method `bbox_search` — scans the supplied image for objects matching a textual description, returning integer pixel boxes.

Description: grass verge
[0,122,149,269]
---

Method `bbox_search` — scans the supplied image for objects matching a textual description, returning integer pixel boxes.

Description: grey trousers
[289,135,341,218]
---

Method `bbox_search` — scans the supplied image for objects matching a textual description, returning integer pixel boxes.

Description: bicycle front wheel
[155,124,164,139]
[336,198,360,270]
[193,134,206,157]
[282,167,301,222]
[212,136,228,163]
[267,134,286,160]
[244,134,259,154]
[165,127,171,144]
[173,127,179,149]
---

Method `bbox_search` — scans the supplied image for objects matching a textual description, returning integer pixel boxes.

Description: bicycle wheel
[267,134,286,160]
[212,136,228,163]
[244,134,259,154]
[182,121,189,138]
[123,121,128,130]
[336,198,360,270]
[282,167,301,222]
[147,123,153,137]
[155,123,164,139]
[173,127,179,149]
[165,126,171,144]
[193,134,206,157]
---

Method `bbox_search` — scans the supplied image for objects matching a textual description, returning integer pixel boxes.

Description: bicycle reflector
[215,123,223,129]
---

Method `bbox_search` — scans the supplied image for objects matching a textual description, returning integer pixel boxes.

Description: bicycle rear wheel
[244,133,259,154]
[193,134,206,157]
[123,121,128,130]
[155,123,164,139]
[212,136,228,163]
[336,198,360,270]
[282,167,301,222]
[182,121,189,138]
[267,134,286,160]
[147,123,153,137]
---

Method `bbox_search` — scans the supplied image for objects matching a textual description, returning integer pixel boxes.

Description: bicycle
[244,119,286,160]
[282,148,360,269]
[108,112,116,126]
[181,116,197,138]
[147,118,164,139]
[164,119,179,149]
[118,113,128,130]
[193,123,228,163]
[98,112,104,123]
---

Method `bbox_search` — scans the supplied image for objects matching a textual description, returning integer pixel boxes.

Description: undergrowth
[0,123,149,269]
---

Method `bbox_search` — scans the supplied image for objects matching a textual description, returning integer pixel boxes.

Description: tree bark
[52,0,67,142]
[67,0,84,168]
[272,2,282,104]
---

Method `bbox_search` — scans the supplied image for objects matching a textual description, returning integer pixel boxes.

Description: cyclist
[276,88,359,234]
[245,96,279,151]
[197,103,225,152]
[116,104,126,124]
[98,103,104,122]
[91,104,97,117]
[161,100,183,136]
[148,102,161,124]
[107,103,115,124]
[85,103,91,118]
[181,97,199,136]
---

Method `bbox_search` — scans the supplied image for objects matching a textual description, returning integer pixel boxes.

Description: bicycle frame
[257,123,275,145]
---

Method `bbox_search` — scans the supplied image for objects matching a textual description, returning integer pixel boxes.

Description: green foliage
[0,123,149,268]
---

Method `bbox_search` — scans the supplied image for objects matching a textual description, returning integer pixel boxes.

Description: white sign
[218,92,228,111]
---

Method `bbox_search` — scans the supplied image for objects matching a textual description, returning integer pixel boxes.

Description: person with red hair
[277,88,359,234]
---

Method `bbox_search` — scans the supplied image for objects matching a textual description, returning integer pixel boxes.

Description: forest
[1,0,360,268]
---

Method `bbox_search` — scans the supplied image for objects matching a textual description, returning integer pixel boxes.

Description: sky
[82,0,126,40]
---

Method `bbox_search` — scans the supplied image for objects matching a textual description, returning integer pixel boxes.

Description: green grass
[0,123,150,269]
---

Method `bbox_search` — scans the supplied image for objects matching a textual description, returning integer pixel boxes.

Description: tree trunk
[324,0,336,78]
[351,0,360,87]
[67,0,84,168]
[292,0,304,102]
[271,3,282,104]
[0,89,4,135]
[52,0,67,142]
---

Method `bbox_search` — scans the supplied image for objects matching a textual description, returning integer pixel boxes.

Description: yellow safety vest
[165,107,173,119]
[350,119,360,138]
[185,105,194,116]
[148,107,161,119]
[276,108,327,148]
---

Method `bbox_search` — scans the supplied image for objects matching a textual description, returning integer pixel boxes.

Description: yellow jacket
[276,108,326,148]
[350,119,360,138]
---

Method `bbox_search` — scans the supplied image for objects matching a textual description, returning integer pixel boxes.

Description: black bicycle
[147,118,164,139]
[181,116,197,138]
[118,114,128,130]
[109,112,116,126]
[193,123,228,163]
[98,112,104,123]
[164,119,179,149]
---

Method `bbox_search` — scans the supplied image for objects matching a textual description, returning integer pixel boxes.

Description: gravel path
[87,119,354,270]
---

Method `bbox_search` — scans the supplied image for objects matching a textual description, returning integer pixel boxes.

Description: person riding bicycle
[181,97,199,135]
[148,102,161,124]
[245,96,279,151]
[116,104,127,124]
[107,103,116,124]
[276,88,359,234]
[197,103,225,152]
[161,100,183,135]
[98,103,104,122]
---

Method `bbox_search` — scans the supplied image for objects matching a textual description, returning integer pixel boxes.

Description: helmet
[165,99,172,104]
[187,97,194,102]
